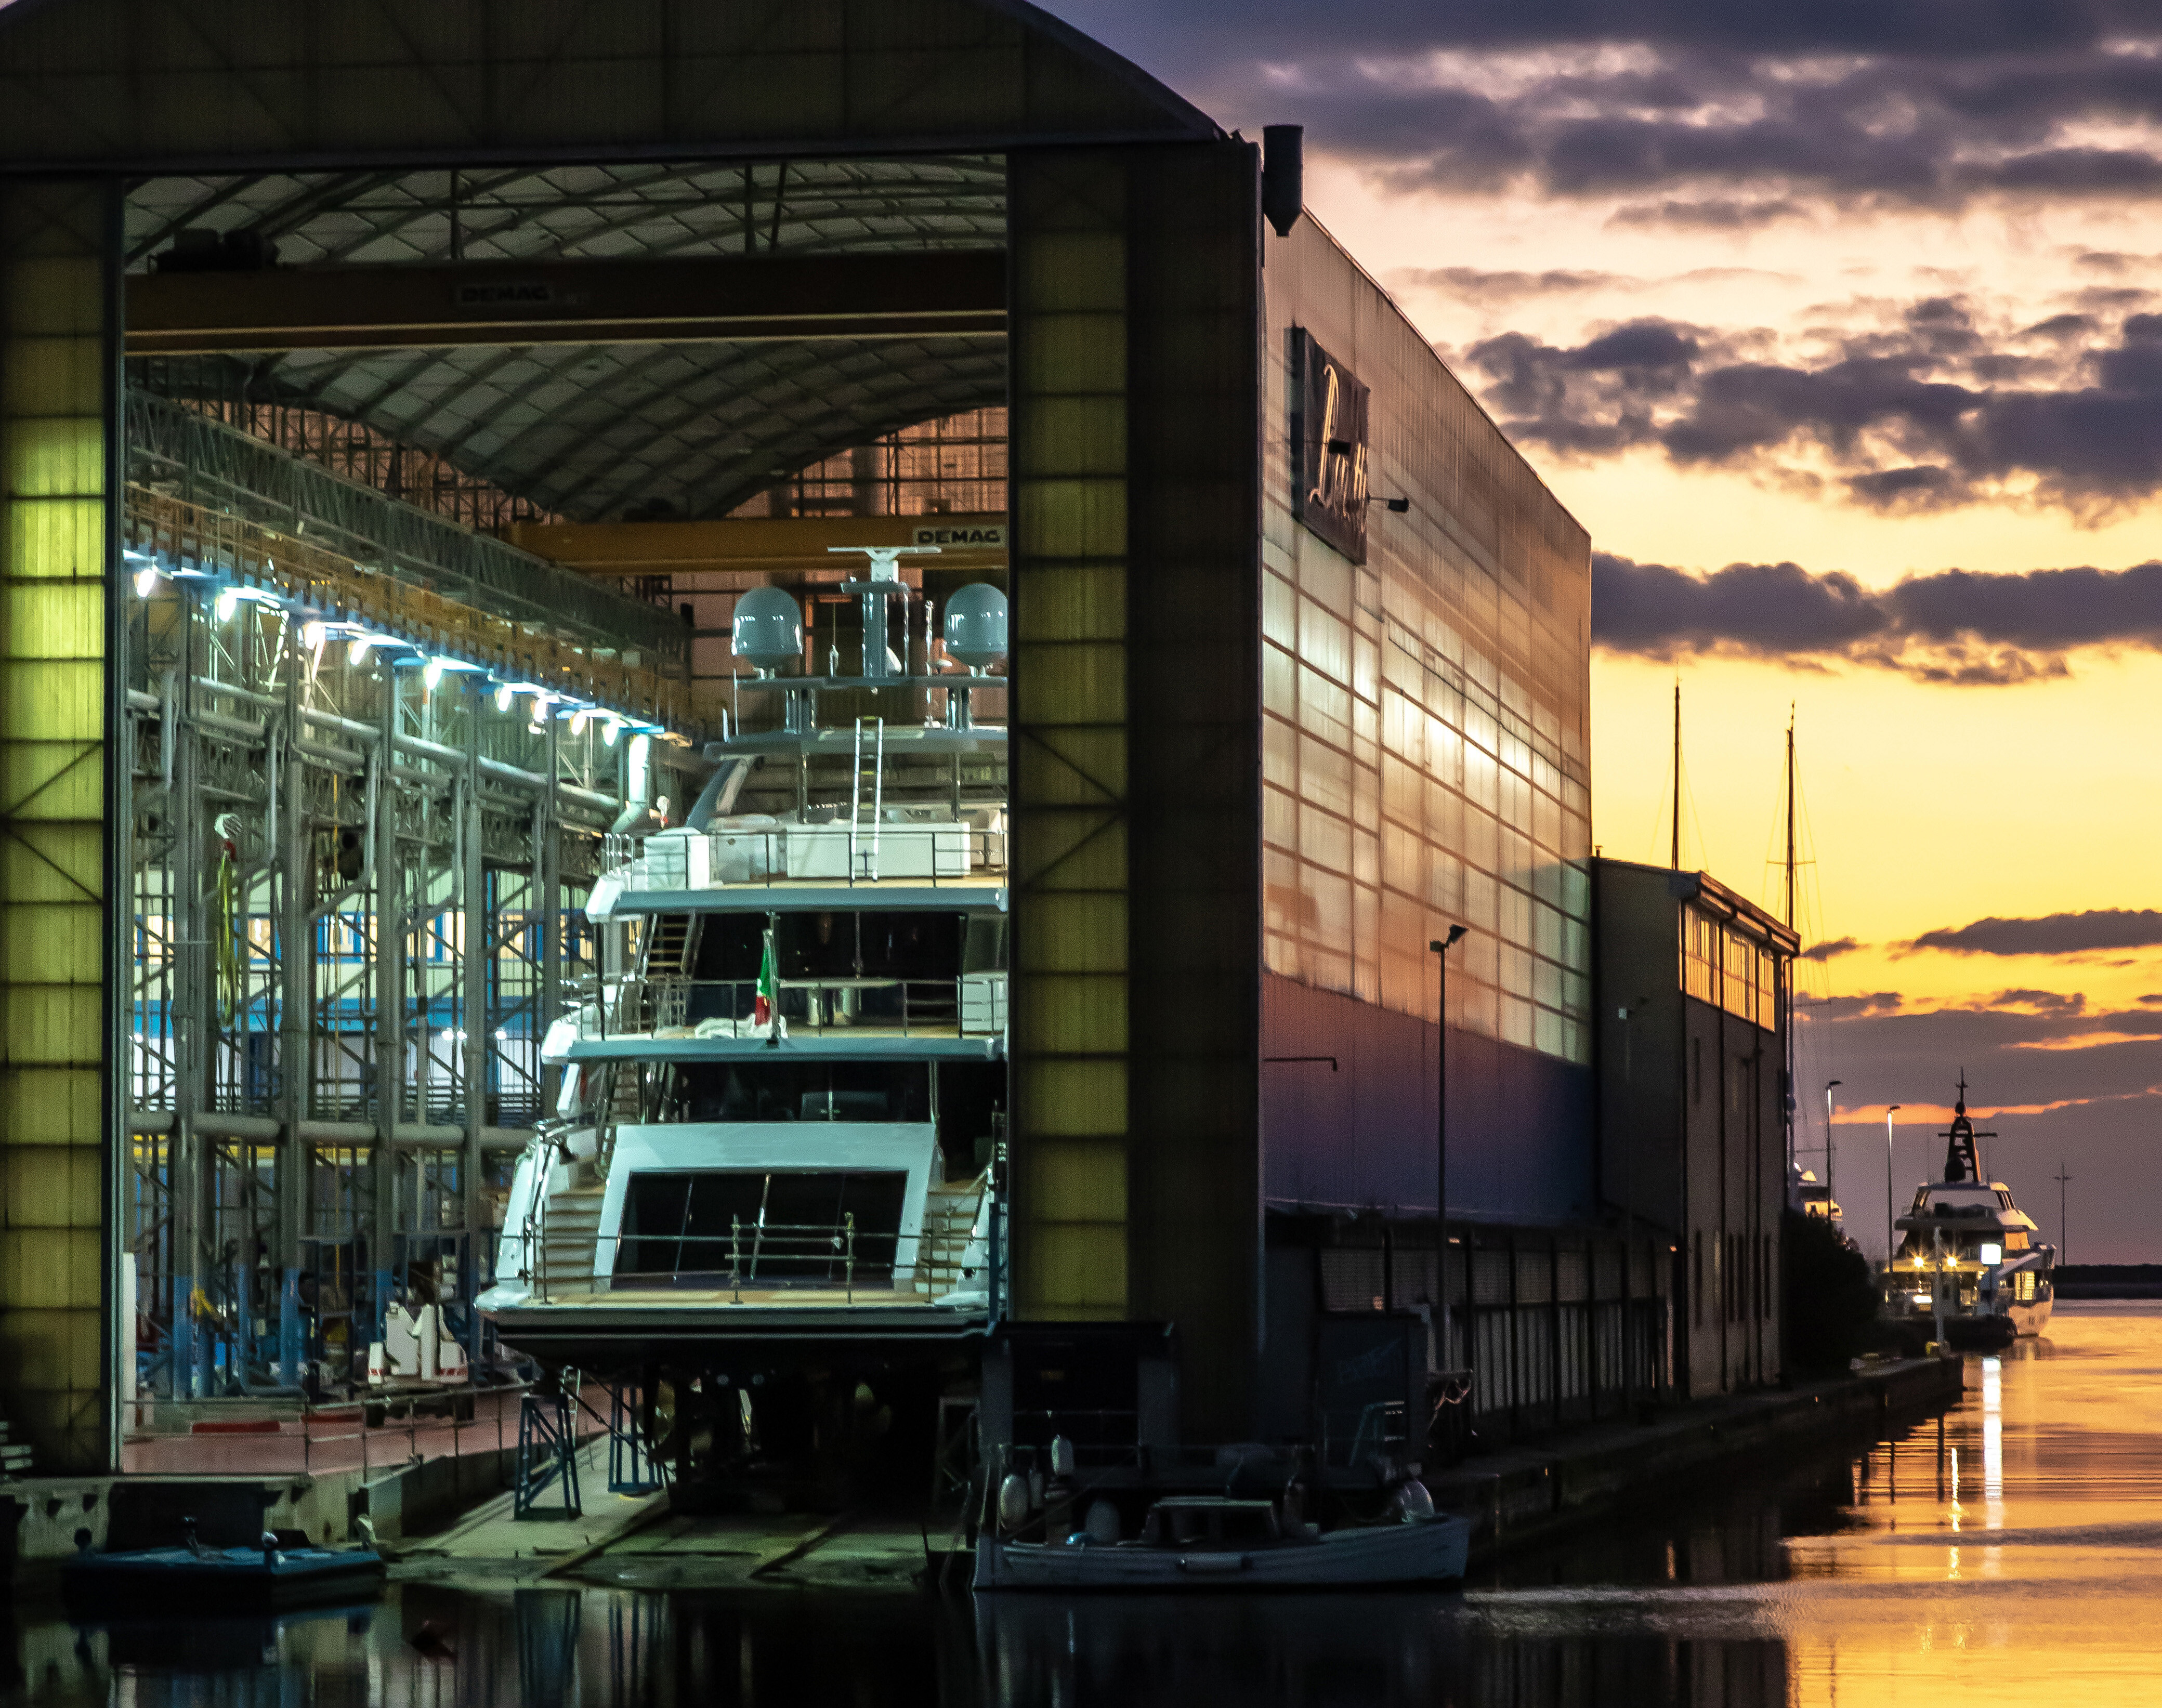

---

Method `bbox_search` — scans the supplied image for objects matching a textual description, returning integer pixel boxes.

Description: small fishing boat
[973,1491,1470,1591]
[1883,1078,2055,1350]
[63,1520,386,1613]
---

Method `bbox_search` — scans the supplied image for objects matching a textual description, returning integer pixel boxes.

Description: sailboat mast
[1785,708,1796,930]
[1671,679,1681,870]
[1784,708,1798,1178]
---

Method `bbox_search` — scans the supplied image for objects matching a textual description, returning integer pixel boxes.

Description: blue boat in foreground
[64,1522,386,1613]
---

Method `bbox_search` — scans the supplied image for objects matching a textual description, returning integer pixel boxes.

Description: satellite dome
[731,586,803,673]
[944,583,1008,671]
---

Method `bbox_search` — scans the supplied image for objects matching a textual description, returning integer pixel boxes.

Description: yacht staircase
[911,1181,988,1298]
[638,911,700,1030]
[538,1181,608,1297]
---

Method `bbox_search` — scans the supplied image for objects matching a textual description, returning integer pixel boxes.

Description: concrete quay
[1429,1355,1965,1565]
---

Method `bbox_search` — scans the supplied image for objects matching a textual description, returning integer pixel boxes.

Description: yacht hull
[973,1515,1471,1592]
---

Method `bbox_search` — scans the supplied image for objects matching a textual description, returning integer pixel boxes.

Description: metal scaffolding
[119,490,650,1406]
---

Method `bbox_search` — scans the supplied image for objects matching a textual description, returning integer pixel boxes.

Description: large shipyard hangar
[0,0,1607,1490]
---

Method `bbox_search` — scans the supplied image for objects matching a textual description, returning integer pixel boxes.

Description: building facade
[1593,861,1798,1398]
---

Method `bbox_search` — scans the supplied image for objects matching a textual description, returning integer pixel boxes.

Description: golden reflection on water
[1773,1303,2162,1706]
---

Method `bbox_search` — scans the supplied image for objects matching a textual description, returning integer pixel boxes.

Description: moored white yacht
[478,554,1012,1417]
[1883,1080,2054,1348]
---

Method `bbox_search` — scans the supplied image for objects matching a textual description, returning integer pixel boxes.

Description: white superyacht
[478,555,1011,1452]
[1884,1079,2055,1347]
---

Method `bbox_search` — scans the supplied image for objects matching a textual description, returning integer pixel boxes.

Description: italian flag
[754,929,776,1029]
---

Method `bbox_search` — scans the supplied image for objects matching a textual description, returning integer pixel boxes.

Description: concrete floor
[119,1387,542,1475]
[387,1437,939,1593]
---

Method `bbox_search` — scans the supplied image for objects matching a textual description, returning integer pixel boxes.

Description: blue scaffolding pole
[606,1376,669,1496]
[514,1376,582,1520]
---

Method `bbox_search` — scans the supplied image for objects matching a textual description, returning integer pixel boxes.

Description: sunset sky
[1050,0,2162,1260]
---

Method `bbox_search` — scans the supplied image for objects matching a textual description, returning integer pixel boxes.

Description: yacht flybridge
[1884,1080,2055,1348]
[478,554,1012,1378]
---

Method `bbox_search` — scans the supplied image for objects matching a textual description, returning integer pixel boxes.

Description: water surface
[13,1302,2162,1706]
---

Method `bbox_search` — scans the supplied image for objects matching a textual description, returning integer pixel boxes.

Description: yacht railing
[599,824,1008,893]
[566,972,1006,1041]
[532,1212,997,1309]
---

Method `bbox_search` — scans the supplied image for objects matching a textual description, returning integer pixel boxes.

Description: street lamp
[1884,1105,1902,1276]
[1431,926,1468,1367]
[1824,1080,1843,1212]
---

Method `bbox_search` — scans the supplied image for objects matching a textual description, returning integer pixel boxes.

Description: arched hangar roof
[2,0,1223,524]
[0,0,1218,172]
[129,159,1013,519]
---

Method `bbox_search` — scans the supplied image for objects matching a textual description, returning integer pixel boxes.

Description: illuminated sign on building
[1291,329,1370,564]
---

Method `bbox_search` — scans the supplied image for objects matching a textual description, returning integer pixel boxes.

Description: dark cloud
[1907,910,2162,954]
[1401,267,1632,302]
[1592,551,2162,681]
[1607,198,1811,230]
[1042,2,2134,69]
[1989,989,2089,1014]
[1802,937,1862,961]
[1464,301,2162,514]
[1400,265,1797,304]
[1845,465,1961,509]
[1045,2,2162,225]
[1808,992,1904,1017]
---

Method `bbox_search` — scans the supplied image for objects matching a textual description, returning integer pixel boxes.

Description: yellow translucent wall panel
[0,179,113,1473]
[1008,152,1131,1322]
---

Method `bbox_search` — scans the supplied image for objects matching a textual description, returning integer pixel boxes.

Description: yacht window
[615,1169,909,1286]
[672,1060,931,1122]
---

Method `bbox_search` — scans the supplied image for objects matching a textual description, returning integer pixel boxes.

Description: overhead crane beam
[507,513,1009,580]
[126,251,1007,356]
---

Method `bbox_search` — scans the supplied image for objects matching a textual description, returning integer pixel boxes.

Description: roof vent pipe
[1262,125,1304,239]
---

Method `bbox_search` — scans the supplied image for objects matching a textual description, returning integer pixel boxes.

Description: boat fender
[997,1474,1031,1530]
[1049,1435,1075,1479]
[1083,1499,1122,1544]
[1393,1479,1436,1523]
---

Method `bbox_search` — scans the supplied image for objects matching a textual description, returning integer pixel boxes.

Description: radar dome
[731,586,803,673]
[944,583,1008,671]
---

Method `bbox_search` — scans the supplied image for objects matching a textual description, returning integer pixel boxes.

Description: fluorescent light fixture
[133,566,161,599]
[494,682,514,713]
[423,657,445,692]
[602,718,621,748]
[302,621,325,653]
[569,709,589,735]
[348,635,374,666]
[214,587,240,624]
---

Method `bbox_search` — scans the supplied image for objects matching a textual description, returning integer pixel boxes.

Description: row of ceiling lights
[126,545,668,747]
